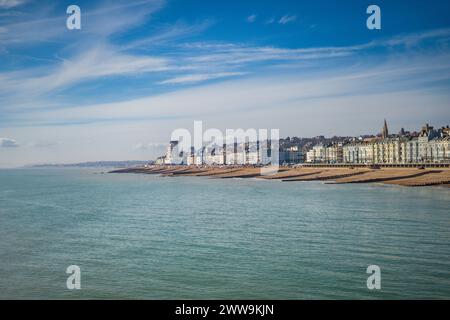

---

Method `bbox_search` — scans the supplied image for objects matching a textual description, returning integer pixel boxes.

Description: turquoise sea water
[0,168,449,299]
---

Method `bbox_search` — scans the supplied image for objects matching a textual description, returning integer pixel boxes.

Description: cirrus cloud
[278,14,297,25]
[0,137,19,148]
[0,0,27,9]
[247,14,257,23]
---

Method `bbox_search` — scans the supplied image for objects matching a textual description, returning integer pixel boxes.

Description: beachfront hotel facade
[308,122,450,165]
[187,141,277,166]
[306,143,344,163]
[158,139,302,166]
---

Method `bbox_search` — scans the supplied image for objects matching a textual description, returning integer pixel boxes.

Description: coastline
[110,165,450,187]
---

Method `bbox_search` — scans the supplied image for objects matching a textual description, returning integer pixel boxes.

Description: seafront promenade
[110,165,450,187]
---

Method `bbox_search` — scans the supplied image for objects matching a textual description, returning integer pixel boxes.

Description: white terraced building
[168,140,297,166]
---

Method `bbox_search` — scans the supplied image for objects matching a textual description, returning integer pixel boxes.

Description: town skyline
[154,120,449,166]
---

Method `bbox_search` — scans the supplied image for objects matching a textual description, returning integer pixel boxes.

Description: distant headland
[27,160,152,168]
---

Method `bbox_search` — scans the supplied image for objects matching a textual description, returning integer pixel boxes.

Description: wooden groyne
[259,170,323,180]
[333,170,438,184]
[283,170,370,182]
[109,166,450,187]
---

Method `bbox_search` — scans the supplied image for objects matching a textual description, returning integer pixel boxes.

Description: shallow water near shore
[0,168,449,299]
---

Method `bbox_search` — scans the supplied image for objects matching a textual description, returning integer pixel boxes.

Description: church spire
[382,119,389,139]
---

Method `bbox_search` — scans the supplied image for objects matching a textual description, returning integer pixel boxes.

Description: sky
[0,0,450,167]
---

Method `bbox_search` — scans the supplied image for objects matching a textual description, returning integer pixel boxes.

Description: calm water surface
[0,168,449,299]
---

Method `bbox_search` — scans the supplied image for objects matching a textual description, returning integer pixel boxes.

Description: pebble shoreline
[110,165,450,187]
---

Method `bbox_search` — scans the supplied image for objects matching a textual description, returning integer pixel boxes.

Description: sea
[0,168,449,299]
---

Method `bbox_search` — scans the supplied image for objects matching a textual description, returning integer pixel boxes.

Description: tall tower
[223,143,227,165]
[382,119,389,139]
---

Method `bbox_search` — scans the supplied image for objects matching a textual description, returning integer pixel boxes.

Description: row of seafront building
[157,121,450,166]
[157,141,302,166]
[306,122,450,165]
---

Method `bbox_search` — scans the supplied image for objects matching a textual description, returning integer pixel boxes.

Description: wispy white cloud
[27,140,60,148]
[122,19,215,50]
[0,137,19,148]
[2,25,450,101]
[0,45,170,98]
[0,0,164,46]
[158,72,248,84]
[2,27,450,106]
[265,17,275,24]
[133,142,166,150]
[183,44,355,66]
[180,27,450,67]
[278,14,297,25]
[373,27,450,47]
[15,51,450,126]
[0,0,27,9]
[0,2,219,100]
[247,14,257,23]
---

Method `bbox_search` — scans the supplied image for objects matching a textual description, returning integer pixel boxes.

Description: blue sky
[1,0,450,166]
